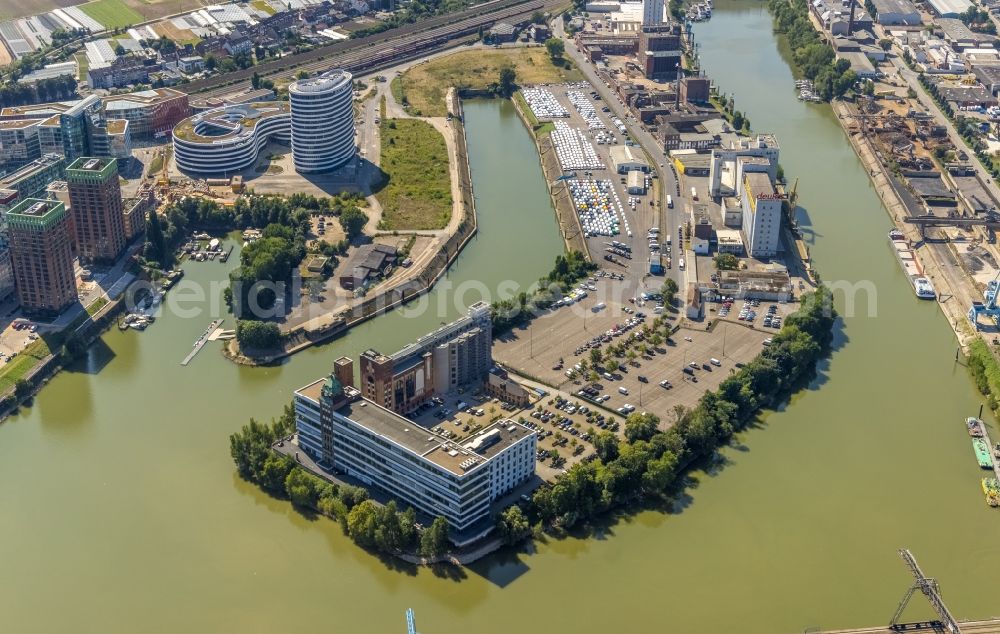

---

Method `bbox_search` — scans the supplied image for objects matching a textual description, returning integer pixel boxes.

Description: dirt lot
[395,48,585,117]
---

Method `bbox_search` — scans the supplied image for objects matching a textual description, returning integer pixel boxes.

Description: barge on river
[888,229,935,300]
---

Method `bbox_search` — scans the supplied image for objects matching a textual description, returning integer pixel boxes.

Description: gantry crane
[890,549,961,633]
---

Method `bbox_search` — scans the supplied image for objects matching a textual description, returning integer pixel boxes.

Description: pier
[180,319,224,366]
[978,421,1000,485]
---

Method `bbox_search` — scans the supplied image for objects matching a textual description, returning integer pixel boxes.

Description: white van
[603,372,614,381]
[678,258,685,270]
[667,194,674,208]
[710,358,722,366]
[618,387,629,395]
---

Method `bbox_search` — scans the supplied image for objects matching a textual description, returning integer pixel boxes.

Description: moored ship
[888,229,936,300]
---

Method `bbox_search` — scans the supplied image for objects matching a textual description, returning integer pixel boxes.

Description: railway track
[186,0,562,100]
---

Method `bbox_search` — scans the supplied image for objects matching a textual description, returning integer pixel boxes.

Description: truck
[678,258,685,270]
[690,187,698,200]
[666,195,673,208]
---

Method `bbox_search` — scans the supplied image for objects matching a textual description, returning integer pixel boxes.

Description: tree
[259,454,295,492]
[878,38,892,51]
[13,378,32,400]
[251,71,261,89]
[285,468,320,508]
[347,500,379,548]
[113,43,125,56]
[593,430,619,462]
[544,37,565,62]
[236,320,281,348]
[497,506,531,544]
[339,207,368,240]
[624,412,659,443]
[497,66,517,97]
[420,516,450,557]
[732,110,744,130]
[714,253,740,270]
[532,10,546,23]
[204,55,217,71]
[144,209,169,269]
[589,347,602,366]
[296,70,310,80]
[661,278,679,305]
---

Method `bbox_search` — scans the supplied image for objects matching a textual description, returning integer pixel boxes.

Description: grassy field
[394,48,584,117]
[374,119,451,231]
[79,0,145,28]
[75,51,88,80]
[0,338,52,396]
[0,0,202,22]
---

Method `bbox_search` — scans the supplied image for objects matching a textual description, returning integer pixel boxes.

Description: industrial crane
[968,267,1000,329]
[890,549,961,633]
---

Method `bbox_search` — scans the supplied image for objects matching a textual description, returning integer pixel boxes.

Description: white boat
[914,277,936,299]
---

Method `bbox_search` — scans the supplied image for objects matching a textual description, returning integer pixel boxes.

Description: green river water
[1,4,998,632]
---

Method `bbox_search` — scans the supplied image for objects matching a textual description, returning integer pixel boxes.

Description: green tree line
[767,0,859,101]
[526,287,837,530]
[229,406,450,557]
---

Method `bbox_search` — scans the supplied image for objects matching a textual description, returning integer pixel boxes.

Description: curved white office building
[172,102,290,175]
[289,69,356,173]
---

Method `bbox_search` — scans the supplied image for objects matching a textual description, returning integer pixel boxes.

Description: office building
[102,88,191,139]
[0,154,65,213]
[293,376,536,537]
[7,198,76,318]
[359,302,493,415]
[741,171,783,258]
[172,102,290,175]
[288,69,356,173]
[66,157,127,264]
[0,120,42,170]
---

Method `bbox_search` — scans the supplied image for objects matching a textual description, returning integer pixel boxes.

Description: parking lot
[495,281,776,429]
[398,384,599,482]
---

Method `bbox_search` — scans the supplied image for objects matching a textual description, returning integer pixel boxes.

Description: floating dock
[180,318,224,366]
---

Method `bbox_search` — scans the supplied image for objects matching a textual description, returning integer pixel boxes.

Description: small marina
[795,79,823,103]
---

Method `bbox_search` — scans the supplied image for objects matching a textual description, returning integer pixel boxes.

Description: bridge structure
[808,550,1000,634]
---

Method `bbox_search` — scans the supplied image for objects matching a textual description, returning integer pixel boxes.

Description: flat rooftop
[296,378,531,476]
[172,101,289,144]
[290,69,351,94]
